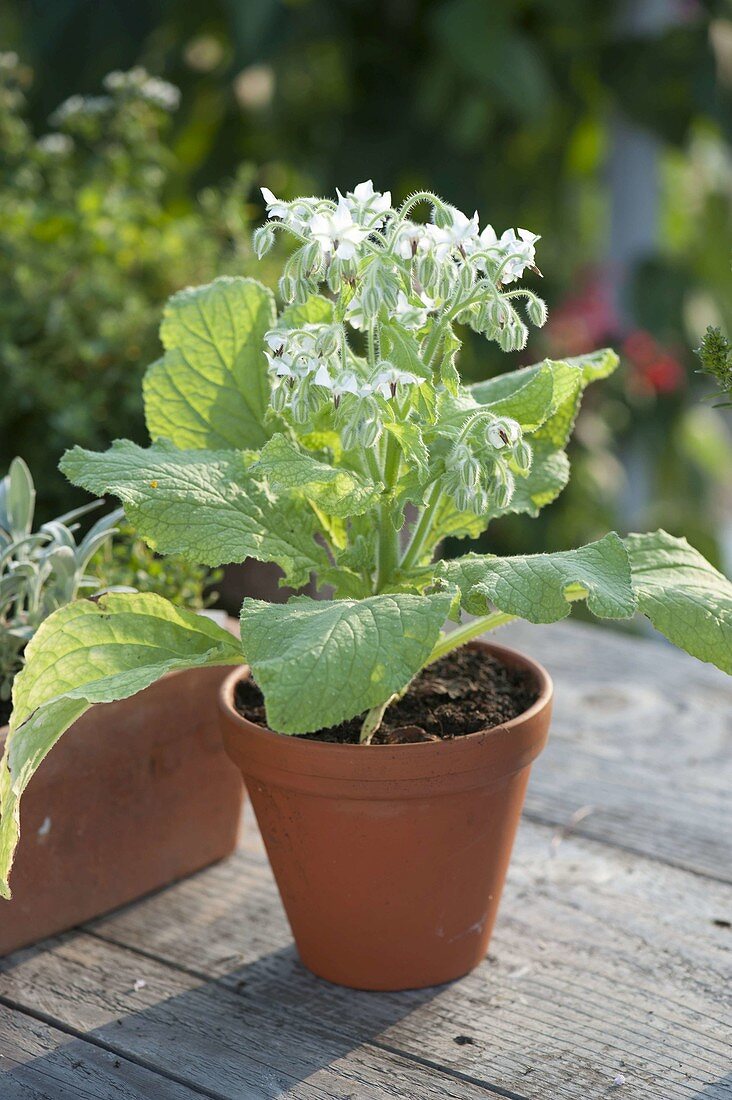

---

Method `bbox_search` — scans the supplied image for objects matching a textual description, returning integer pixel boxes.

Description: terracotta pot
[219,641,552,990]
[0,663,244,956]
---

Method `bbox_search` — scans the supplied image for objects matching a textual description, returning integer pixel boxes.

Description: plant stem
[374,431,401,592]
[425,611,517,666]
[400,480,443,573]
[359,695,395,744]
[422,318,446,370]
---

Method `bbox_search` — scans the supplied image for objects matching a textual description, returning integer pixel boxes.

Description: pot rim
[219,639,552,753]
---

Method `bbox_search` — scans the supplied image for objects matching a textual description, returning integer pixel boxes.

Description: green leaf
[239,590,455,733]
[625,530,732,675]
[61,440,330,587]
[439,533,636,623]
[495,441,570,519]
[470,349,618,447]
[473,362,556,433]
[381,322,431,381]
[383,420,430,476]
[0,593,242,898]
[253,434,381,518]
[143,277,276,451]
[280,294,334,328]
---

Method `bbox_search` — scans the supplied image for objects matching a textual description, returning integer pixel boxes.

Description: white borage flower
[426,207,480,260]
[313,365,365,405]
[261,187,290,222]
[393,220,430,260]
[309,200,370,260]
[498,228,541,284]
[341,180,392,228]
[470,225,540,284]
[393,290,433,330]
[264,328,323,379]
[372,365,422,400]
[485,417,522,449]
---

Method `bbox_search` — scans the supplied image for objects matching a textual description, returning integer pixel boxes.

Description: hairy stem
[359,694,396,744]
[400,481,443,573]
[426,611,517,665]
[374,431,401,592]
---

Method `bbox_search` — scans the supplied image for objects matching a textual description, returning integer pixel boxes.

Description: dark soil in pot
[234,646,539,744]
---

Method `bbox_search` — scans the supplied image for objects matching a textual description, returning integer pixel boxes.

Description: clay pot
[0,664,244,956]
[219,641,552,990]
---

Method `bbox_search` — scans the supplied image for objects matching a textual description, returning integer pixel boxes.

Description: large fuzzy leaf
[61,440,330,587]
[626,530,732,675]
[470,348,618,448]
[239,590,454,733]
[143,277,276,451]
[0,593,242,898]
[253,434,381,518]
[439,533,636,623]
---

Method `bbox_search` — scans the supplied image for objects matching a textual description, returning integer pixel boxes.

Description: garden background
[2,0,731,605]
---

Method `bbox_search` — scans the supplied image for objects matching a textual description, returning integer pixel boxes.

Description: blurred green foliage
[0,53,272,517]
[91,523,222,612]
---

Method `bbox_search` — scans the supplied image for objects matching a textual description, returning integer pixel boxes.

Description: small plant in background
[696,326,732,408]
[0,458,121,722]
[91,525,221,612]
[0,182,730,896]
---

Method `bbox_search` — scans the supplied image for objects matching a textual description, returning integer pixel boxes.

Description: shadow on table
[690,1076,732,1099]
[0,937,444,1099]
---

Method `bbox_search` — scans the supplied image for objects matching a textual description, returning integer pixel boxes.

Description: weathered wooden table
[0,621,730,1099]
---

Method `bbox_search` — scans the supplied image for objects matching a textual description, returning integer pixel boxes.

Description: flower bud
[326,257,344,293]
[290,392,312,425]
[452,485,473,513]
[317,325,341,357]
[512,438,533,474]
[360,281,382,321]
[359,416,381,448]
[492,465,515,509]
[278,274,296,303]
[498,320,528,353]
[485,297,508,329]
[270,380,289,413]
[457,261,475,296]
[437,265,457,301]
[301,240,322,275]
[416,252,437,290]
[253,224,276,259]
[525,293,548,328]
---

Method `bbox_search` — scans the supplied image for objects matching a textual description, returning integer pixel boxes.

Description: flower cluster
[256,181,546,513]
[256,180,544,354]
[443,416,532,515]
[265,322,422,445]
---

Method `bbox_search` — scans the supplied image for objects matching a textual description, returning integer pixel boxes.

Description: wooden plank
[496,620,732,881]
[0,933,512,1100]
[86,813,732,1100]
[0,1003,205,1099]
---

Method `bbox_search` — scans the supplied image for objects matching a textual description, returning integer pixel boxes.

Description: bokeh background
[2,0,731,588]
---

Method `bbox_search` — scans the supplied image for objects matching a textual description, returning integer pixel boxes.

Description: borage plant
[1,182,731,895]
